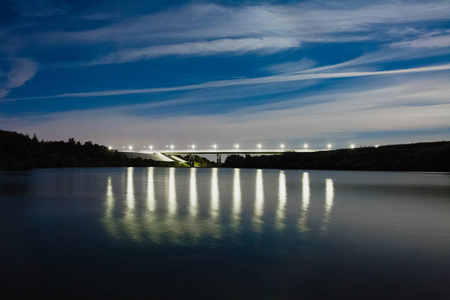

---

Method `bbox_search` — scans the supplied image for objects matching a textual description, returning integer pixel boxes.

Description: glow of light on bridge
[299,172,310,232]
[276,171,287,231]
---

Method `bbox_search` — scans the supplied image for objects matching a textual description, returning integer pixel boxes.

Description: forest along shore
[1,129,449,171]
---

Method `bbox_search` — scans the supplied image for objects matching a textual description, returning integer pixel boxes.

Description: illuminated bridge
[120,148,327,166]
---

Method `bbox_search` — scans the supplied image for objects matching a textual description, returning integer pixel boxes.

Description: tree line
[223,142,450,172]
[0,130,184,170]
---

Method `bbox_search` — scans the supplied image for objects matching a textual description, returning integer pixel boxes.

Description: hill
[0,130,185,170]
[223,142,450,172]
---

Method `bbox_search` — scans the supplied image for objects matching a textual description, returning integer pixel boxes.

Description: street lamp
[149,145,153,151]
[213,144,217,150]
[235,144,239,150]
[280,144,285,150]
[129,145,133,150]
[170,144,174,150]
[192,145,196,150]
[350,144,355,149]
[327,144,332,150]
[108,146,112,150]
[257,144,261,150]
[304,143,308,150]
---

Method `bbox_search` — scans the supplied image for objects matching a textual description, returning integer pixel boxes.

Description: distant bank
[223,141,450,172]
[1,129,449,172]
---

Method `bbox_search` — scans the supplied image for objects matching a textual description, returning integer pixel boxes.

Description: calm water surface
[1,168,449,299]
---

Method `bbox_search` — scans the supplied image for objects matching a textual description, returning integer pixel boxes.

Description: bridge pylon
[217,154,222,167]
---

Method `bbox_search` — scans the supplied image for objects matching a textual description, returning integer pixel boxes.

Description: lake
[1,167,449,299]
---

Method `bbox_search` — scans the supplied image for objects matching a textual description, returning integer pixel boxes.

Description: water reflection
[321,179,334,234]
[232,169,241,230]
[126,167,135,211]
[210,168,219,219]
[253,169,264,232]
[189,168,198,217]
[167,168,177,217]
[124,167,139,242]
[298,172,310,232]
[147,167,155,212]
[275,171,287,231]
[102,168,340,244]
[103,177,118,238]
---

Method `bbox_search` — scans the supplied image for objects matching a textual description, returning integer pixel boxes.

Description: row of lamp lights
[110,143,364,151]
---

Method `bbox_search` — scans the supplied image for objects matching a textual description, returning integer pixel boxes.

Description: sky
[1,0,449,150]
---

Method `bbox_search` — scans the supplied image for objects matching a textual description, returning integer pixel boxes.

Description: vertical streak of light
[276,171,287,231]
[106,176,114,214]
[189,168,198,217]
[145,167,159,244]
[125,167,140,242]
[126,167,135,211]
[321,179,335,235]
[253,169,264,232]
[298,172,310,232]
[210,168,219,219]
[168,168,177,217]
[232,168,241,230]
[103,176,118,237]
[147,167,155,212]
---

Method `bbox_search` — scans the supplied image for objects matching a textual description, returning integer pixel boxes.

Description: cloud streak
[97,37,300,64]
[4,63,450,102]
[2,76,448,148]
[0,58,38,99]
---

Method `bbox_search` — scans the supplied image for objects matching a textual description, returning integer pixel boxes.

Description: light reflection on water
[275,171,287,231]
[252,169,264,232]
[231,168,241,230]
[321,178,334,234]
[1,168,450,298]
[147,167,155,212]
[102,168,342,244]
[298,172,310,232]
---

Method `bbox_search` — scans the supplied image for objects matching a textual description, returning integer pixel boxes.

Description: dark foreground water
[1,168,449,299]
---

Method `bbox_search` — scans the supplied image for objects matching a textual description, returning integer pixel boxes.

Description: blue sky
[1,0,449,150]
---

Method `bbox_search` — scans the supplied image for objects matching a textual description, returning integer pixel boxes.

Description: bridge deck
[121,149,327,155]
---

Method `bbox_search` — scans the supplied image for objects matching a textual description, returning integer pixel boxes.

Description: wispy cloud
[22,1,448,65]
[0,58,38,99]
[97,37,299,64]
[2,75,448,147]
[4,63,450,101]
[391,34,450,49]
